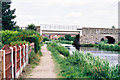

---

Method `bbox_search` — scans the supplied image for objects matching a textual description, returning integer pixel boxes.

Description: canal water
[62,44,120,66]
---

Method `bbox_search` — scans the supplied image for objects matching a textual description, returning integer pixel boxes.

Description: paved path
[26,44,57,78]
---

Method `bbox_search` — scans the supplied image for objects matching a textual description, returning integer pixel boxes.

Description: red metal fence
[0,42,34,79]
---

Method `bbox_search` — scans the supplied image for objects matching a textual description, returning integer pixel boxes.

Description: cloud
[66,12,83,18]
[11,0,119,28]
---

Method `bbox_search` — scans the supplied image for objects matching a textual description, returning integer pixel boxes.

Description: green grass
[47,42,120,79]
[98,43,120,51]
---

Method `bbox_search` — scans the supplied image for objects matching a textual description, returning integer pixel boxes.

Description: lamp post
[0,0,11,43]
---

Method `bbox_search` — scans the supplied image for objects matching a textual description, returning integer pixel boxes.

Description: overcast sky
[11,0,119,28]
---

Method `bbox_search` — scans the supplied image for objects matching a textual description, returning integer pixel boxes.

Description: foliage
[112,26,115,29]
[25,34,40,53]
[118,41,120,45]
[65,35,71,41]
[27,24,37,31]
[47,45,120,79]
[28,51,40,66]
[69,37,75,41]
[0,42,3,49]
[48,42,69,57]
[58,37,65,40]
[59,40,73,44]
[98,43,120,51]
[2,2,16,30]
[13,25,21,31]
[80,44,98,47]
[10,40,29,46]
[43,37,50,42]
[1,30,42,45]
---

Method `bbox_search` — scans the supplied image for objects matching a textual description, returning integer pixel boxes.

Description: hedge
[98,43,120,51]
[25,35,40,53]
[0,30,40,45]
[10,40,30,46]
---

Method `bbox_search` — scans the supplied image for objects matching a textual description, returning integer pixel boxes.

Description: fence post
[25,44,28,65]
[2,50,5,79]
[14,46,17,78]
[10,47,14,78]
[19,46,22,74]
[23,45,25,68]
[0,50,2,80]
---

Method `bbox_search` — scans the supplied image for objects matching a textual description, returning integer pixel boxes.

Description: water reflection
[80,47,119,66]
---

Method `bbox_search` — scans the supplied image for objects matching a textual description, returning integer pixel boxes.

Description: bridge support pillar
[73,34,80,51]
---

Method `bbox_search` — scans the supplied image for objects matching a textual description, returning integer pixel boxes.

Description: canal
[62,44,120,66]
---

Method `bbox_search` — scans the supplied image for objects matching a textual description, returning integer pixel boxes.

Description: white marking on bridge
[39,24,82,35]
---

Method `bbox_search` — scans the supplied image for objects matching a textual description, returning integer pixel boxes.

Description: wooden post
[0,50,2,80]
[3,50,5,79]
[19,46,22,74]
[14,46,17,78]
[25,44,28,65]
[23,45,25,67]
[10,47,14,78]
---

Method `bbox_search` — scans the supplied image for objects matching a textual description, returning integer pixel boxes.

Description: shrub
[28,51,40,65]
[58,37,65,40]
[47,44,120,79]
[43,37,50,42]
[118,41,120,45]
[10,40,29,46]
[59,40,73,44]
[98,43,120,51]
[80,44,97,47]
[1,30,40,45]
[65,35,71,41]
[25,35,40,53]
[0,42,3,49]
[48,42,69,57]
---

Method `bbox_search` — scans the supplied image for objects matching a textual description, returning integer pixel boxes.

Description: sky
[11,0,119,28]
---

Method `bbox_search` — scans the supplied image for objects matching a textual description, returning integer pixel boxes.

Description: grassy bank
[98,43,120,51]
[47,42,120,79]
[80,44,98,47]
[28,43,43,68]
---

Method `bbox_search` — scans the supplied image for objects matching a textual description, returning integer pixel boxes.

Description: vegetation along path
[26,44,57,78]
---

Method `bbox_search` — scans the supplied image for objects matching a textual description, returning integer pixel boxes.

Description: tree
[27,24,37,30]
[58,37,65,40]
[112,26,115,28]
[2,2,16,30]
[65,35,71,41]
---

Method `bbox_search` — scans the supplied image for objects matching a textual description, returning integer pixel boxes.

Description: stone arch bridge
[79,27,120,44]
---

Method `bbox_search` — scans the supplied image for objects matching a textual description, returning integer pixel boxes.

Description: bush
[25,35,40,53]
[48,42,69,57]
[80,44,97,47]
[58,37,65,40]
[59,40,73,44]
[43,37,50,42]
[28,51,40,66]
[1,30,40,45]
[47,45,120,79]
[118,42,120,45]
[10,40,29,46]
[65,35,71,41]
[98,43,120,51]
[0,42,3,49]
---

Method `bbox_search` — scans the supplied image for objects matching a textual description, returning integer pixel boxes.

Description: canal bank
[62,44,119,66]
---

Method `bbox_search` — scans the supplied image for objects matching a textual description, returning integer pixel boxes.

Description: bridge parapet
[40,24,79,30]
